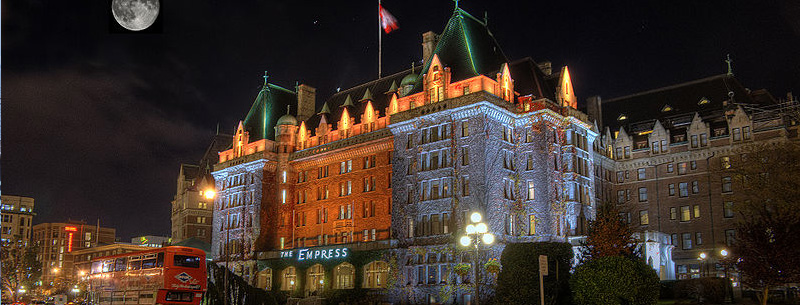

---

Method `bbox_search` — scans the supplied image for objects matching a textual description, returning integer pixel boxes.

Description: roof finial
[411,61,415,72]
[263,70,269,85]
[454,0,459,9]
[287,104,291,115]
[725,54,734,76]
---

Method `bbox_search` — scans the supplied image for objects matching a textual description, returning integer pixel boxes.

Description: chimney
[538,61,552,76]
[586,96,603,128]
[422,31,437,65]
[296,84,316,122]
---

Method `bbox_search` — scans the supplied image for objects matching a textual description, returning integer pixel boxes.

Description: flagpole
[378,0,382,78]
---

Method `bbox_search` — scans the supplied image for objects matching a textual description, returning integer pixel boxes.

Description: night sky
[3,0,799,240]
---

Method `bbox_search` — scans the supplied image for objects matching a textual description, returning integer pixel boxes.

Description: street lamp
[203,189,216,200]
[698,252,707,277]
[459,212,494,305]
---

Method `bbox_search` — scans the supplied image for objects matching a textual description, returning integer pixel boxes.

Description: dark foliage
[495,242,573,305]
[571,256,660,305]
[580,203,639,262]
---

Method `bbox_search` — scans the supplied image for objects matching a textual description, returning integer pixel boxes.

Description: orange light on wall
[364,101,375,122]
[388,94,399,115]
[298,122,307,143]
[67,232,74,252]
[340,107,351,130]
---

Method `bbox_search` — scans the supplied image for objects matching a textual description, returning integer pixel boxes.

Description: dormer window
[661,105,673,112]
[698,97,710,105]
[617,114,628,121]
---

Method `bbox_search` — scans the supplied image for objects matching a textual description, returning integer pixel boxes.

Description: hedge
[495,242,574,305]
[571,256,660,305]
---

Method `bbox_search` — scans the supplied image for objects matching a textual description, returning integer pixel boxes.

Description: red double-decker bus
[86,246,207,305]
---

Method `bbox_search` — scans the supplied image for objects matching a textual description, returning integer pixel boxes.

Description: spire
[387,80,398,93]
[361,88,373,101]
[286,104,291,115]
[342,94,355,107]
[318,101,331,114]
[262,70,269,86]
[725,54,734,76]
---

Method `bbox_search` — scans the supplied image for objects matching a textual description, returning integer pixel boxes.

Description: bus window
[156,252,164,268]
[142,254,157,269]
[102,260,114,273]
[128,256,142,270]
[174,255,201,268]
[91,261,102,274]
[114,258,127,272]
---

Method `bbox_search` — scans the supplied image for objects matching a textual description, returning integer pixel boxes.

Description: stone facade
[0,194,35,246]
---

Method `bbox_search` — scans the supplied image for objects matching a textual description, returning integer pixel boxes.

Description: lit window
[639,211,649,225]
[681,206,691,222]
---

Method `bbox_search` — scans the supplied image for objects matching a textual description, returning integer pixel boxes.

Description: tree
[728,143,800,305]
[495,242,573,305]
[580,203,638,262]
[1,240,42,302]
[571,256,660,305]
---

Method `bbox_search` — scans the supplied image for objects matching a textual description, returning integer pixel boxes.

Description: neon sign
[64,226,77,232]
[280,247,349,261]
[67,233,74,252]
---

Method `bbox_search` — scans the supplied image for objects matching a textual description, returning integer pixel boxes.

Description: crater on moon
[112,0,160,31]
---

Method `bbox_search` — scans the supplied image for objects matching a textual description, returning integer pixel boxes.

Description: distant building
[31,221,115,284]
[0,194,36,246]
[130,235,171,248]
[171,134,230,244]
[588,75,799,280]
[72,243,151,278]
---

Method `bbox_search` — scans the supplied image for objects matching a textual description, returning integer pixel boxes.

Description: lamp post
[698,252,707,277]
[459,212,494,305]
[719,249,735,303]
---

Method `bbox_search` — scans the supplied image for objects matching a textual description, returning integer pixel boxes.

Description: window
[281,171,287,183]
[174,255,201,268]
[682,233,692,250]
[725,229,736,246]
[743,126,751,140]
[691,181,699,194]
[700,133,708,146]
[462,147,469,165]
[638,168,646,180]
[638,187,647,202]
[670,207,677,220]
[691,135,698,148]
[257,268,273,290]
[690,161,697,170]
[624,146,631,158]
[340,160,353,174]
[671,234,679,246]
[529,215,536,235]
[732,128,741,141]
[693,205,700,218]
[364,261,389,288]
[462,177,469,196]
[721,156,731,169]
[639,210,649,225]
[363,176,375,192]
[503,126,514,143]
[695,232,703,245]
[617,190,625,204]
[527,154,534,170]
[678,162,687,175]
[651,141,659,154]
[680,206,691,221]
[527,181,535,200]
[407,134,414,149]
[616,171,624,183]
[281,189,286,204]
[408,218,414,238]
[679,182,689,197]
[724,201,734,218]
[667,163,674,173]
[334,263,354,289]
[668,183,676,196]
[722,177,732,193]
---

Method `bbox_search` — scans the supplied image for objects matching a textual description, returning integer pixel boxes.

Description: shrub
[672,277,730,304]
[495,242,573,305]
[571,256,660,305]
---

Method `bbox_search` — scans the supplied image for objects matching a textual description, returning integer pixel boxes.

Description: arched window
[334,263,355,289]
[363,261,389,288]
[307,264,325,293]
[256,268,272,290]
[280,267,296,291]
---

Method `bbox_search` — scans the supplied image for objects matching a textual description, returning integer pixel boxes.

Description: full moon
[112,0,159,31]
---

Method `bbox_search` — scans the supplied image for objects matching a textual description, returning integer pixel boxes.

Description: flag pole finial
[263,71,269,85]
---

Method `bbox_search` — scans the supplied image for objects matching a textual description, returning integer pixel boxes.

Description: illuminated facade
[211,5,596,303]
[171,134,230,245]
[588,75,800,280]
[31,222,116,284]
[0,194,36,246]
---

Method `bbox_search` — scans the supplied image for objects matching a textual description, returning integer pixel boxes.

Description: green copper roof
[341,94,355,107]
[361,88,373,101]
[242,82,297,140]
[387,80,398,93]
[318,101,331,114]
[413,7,507,92]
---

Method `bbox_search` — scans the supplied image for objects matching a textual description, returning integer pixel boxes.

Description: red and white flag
[379,5,399,34]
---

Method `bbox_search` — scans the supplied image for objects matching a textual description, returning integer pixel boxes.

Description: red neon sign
[67,232,74,252]
[64,226,77,232]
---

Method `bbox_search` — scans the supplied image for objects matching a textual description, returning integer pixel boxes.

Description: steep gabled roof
[412,6,508,92]
[506,57,558,101]
[242,82,297,140]
[601,74,757,132]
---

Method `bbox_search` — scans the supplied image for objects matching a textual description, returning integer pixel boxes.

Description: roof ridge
[327,67,415,99]
[604,74,731,104]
